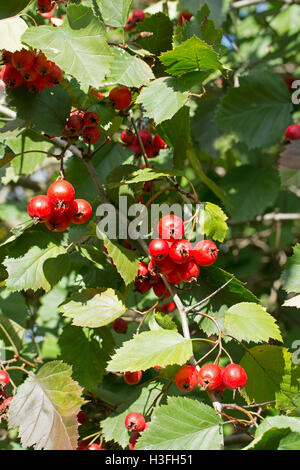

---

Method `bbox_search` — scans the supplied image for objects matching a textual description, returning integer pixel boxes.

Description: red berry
[77,440,90,450]
[137,261,148,278]
[222,364,247,389]
[125,412,146,432]
[129,430,140,450]
[77,410,86,425]
[1,65,24,88]
[165,270,185,284]
[153,280,167,297]
[178,11,193,26]
[156,301,176,313]
[25,76,48,93]
[66,115,84,134]
[37,0,54,13]
[71,199,92,224]
[175,365,199,392]
[158,215,184,241]
[154,256,177,275]
[134,278,151,293]
[113,317,128,334]
[11,49,35,72]
[179,260,200,282]
[132,9,145,22]
[285,124,300,140]
[34,52,54,76]
[27,195,52,222]
[198,364,223,391]
[82,126,101,144]
[152,134,167,151]
[139,129,152,146]
[47,64,62,86]
[129,141,142,156]
[169,239,192,264]
[45,212,72,232]
[83,111,100,127]
[109,86,132,110]
[193,240,218,267]
[22,67,39,82]
[124,371,142,385]
[215,367,226,392]
[121,129,135,145]
[0,370,10,388]
[47,180,75,209]
[149,238,169,261]
[124,17,136,32]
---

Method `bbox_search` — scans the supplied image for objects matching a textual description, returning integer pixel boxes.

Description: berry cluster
[1,49,62,93]
[285,124,300,140]
[62,109,101,145]
[0,370,13,422]
[125,412,148,450]
[121,128,167,158]
[124,9,145,32]
[135,215,218,293]
[109,86,132,111]
[175,363,247,393]
[27,180,92,232]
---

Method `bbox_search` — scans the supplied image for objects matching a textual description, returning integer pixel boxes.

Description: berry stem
[128,109,150,167]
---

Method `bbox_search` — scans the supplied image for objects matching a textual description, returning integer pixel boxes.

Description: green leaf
[215,70,293,149]
[107,167,183,189]
[101,382,164,448]
[278,432,300,450]
[240,345,299,408]
[224,302,282,343]
[0,16,27,51]
[22,5,112,88]
[0,218,34,248]
[136,77,189,124]
[0,312,26,351]
[99,0,133,27]
[160,36,225,76]
[107,330,193,372]
[281,244,300,294]
[59,325,114,389]
[222,165,280,222]
[8,361,84,450]
[0,0,33,20]
[245,416,300,450]
[108,47,154,87]
[3,231,70,292]
[59,288,126,328]
[9,85,71,136]
[135,13,174,55]
[136,397,223,450]
[102,236,140,286]
[203,202,228,242]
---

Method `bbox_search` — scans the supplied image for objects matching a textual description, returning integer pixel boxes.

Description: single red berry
[22,66,40,82]
[132,9,145,22]
[71,199,92,224]
[11,49,35,72]
[45,211,72,232]
[1,65,24,88]
[129,430,140,450]
[82,126,101,144]
[83,111,100,127]
[285,124,300,140]
[113,317,128,334]
[139,129,152,147]
[88,443,106,450]
[158,215,184,241]
[169,239,192,264]
[47,180,75,210]
[77,410,86,425]
[149,238,169,261]
[222,364,247,389]
[179,260,200,282]
[152,134,167,151]
[125,412,146,432]
[165,270,185,284]
[121,129,135,145]
[156,301,176,313]
[37,0,54,13]
[129,141,142,156]
[109,86,132,110]
[34,52,54,76]
[154,256,177,276]
[27,195,52,222]
[175,365,199,392]
[47,64,62,86]
[178,11,193,26]
[198,364,223,391]
[1,50,13,65]
[134,278,151,293]
[193,240,218,266]
[124,371,142,385]
[25,75,49,93]
[153,280,167,297]
[66,114,84,134]
[0,370,10,388]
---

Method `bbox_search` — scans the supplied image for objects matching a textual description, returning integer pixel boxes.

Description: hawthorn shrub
[0,0,299,451]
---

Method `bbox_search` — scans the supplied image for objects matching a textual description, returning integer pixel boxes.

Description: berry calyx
[125,412,146,432]
[285,124,300,140]
[222,364,247,389]
[47,180,75,210]
[0,370,10,388]
[175,365,199,392]
[149,238,169,261]
[27,195,52,222]
[124,371,142,385]
[169,239,192,264]
[109,86,132,110]
[71,199,92,224]
[113,317,128,334]
[193,240,218,267]
[198,364,223,391]
[158,215,184,241]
